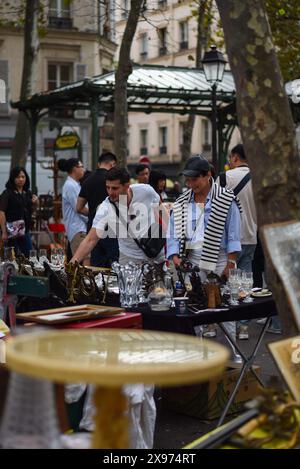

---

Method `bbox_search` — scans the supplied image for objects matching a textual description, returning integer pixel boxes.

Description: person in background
[76,151,118,267]
[0,166,38,257]
[135,164,150,184]
[149,170,168,201]
[168,181,182,201]
[217,144,257,340]
[59,158,89,266]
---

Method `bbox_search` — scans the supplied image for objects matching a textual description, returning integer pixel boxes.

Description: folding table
[140,296,277,426]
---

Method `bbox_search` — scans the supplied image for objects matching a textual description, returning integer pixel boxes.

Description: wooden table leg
[92,386,129,449]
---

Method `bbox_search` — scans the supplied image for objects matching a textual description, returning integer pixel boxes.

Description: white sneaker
[202,324,217,338]
[228,354,243,368]
[256,318,267,325]
[237,325,249,340]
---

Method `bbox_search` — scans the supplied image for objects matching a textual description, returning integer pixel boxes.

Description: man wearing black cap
[167,156,241,276]
[167,156,242,343]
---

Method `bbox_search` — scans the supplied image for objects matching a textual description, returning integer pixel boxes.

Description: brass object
[230,388,300,449]
[204,272,222,308]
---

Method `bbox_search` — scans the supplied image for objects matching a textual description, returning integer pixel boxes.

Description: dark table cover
[129,297,277,335]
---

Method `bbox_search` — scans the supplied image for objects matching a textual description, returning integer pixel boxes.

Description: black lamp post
[202,45,226,171]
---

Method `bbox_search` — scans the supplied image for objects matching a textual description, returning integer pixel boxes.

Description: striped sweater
[173,179,242,272]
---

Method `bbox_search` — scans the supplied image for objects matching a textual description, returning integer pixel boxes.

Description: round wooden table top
[6,329,229,387]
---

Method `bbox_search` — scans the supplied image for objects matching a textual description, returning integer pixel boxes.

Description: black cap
[182,156,210,177]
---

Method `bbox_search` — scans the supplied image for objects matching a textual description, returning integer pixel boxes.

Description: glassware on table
[39,249,48,265]
[228,282,240,306]
[50,248,59,266]
[228,268,242,285]
[29,249,38,263]
[148,281,172,311]
[112,261,142,308]
[241,271,254,303]
[57,248,65,266]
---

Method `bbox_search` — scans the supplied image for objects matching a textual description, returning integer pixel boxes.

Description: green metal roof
[11,64,236,115]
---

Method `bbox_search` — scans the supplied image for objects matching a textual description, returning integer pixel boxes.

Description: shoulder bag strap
[110,201,142,250]
[234,172,251,196]
[219,172,227,187]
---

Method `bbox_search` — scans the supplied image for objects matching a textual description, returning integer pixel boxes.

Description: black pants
[252,235,265,288]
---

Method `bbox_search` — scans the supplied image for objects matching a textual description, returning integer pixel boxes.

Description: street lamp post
[202,45,227,172]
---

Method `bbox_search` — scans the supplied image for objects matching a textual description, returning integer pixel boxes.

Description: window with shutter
[0,60,9,116]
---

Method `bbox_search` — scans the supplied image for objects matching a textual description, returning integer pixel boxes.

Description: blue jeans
[7,232,33,258]
[237,244,256,272]
[237,244,256,326]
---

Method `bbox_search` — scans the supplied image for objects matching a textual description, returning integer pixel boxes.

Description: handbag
[110,202,166,259]
[137,222,166,259]
[6,219,26,238]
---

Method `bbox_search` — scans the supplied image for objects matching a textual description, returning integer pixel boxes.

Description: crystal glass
[229,282,240,306]
[241,271,254,303]
[39,249,48,264]
[50,248,59,266]
[228,268,242,285]
[29,249,38,263]
[112,262,142,308]
[57,248,65,266]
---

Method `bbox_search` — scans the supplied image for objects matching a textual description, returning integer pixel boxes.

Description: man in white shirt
[218,144,257,340]
[71,167,167,265]
[59,158,89,265]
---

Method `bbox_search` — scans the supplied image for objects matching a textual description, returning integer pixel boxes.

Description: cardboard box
[162,366,261,420]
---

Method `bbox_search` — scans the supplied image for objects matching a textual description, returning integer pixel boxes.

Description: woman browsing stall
[0,166,38,257]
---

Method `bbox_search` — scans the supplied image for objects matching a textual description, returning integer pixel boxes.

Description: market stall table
[5,329,229,448]
[139,296,277,426]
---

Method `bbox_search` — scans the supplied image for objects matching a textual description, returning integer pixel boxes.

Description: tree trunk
[179,0,212,176]
[216,0,300,333]
[11,0,40,169]
[114,0,144,168]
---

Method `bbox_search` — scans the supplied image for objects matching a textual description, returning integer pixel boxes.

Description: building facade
[115,0,213,177]
[0,0,117,193]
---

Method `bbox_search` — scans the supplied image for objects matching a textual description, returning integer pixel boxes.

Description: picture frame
[268,336,300,402]
[16,304,123,325]
[261,220,300,331]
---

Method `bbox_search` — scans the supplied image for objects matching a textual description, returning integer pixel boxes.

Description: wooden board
[16,304,123,325]
[268,336,300,402]
[261,220,300,331]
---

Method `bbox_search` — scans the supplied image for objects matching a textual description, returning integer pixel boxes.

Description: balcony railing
[48,16,73,29]
[180,41,188,50]
[159,145,167,155]
[159,46,168,56]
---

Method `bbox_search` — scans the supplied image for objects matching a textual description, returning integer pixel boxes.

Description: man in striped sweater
[167,156,242,342]
[167,156,241,277]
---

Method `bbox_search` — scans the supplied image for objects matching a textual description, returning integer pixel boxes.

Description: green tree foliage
[265,1,300,81]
